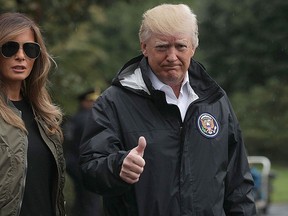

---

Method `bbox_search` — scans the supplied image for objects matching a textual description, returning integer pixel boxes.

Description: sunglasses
[0,41,41,59]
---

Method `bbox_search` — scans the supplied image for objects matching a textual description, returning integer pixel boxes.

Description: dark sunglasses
[0,41,41,59]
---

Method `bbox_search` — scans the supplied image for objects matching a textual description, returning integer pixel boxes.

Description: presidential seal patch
[197,113,219,138]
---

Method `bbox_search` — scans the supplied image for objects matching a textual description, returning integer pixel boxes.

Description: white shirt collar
[148,67,199,121]
[148,67,190,97]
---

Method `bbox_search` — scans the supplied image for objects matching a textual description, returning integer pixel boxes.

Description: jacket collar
[113,55,224,103]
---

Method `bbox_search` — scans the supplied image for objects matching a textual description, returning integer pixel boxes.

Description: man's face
[141,34,195,88]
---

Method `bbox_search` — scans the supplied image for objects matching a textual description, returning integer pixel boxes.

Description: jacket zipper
[16,111,28,216]
[179,118,185,215]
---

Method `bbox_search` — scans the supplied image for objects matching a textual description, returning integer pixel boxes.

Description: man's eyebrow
[175,39,189,44]
[155,40,169,45]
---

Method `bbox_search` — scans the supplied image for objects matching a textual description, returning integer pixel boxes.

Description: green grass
[271,165,288,203]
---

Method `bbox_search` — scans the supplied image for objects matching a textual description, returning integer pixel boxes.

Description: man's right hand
[120,136,146,184]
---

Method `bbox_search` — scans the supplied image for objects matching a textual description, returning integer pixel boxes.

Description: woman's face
[0,28,37,88]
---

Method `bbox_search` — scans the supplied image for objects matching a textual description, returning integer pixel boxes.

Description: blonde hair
[139,4,199,49]
[0,12,63,140]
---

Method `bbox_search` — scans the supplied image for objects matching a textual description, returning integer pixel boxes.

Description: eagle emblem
[197,113,219,138]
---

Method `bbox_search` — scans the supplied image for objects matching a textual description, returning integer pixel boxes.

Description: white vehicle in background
[248,156,275,215]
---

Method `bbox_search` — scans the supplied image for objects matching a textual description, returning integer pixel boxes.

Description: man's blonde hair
[139,4,199,49]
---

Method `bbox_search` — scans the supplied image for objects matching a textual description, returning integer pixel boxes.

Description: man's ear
[141,42,148,56]
[191,48,195,58]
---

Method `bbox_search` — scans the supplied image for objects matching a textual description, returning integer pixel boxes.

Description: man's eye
[155,45,168,51]
[176,44,188,50]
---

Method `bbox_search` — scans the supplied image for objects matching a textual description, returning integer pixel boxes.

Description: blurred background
[1,0,287,215]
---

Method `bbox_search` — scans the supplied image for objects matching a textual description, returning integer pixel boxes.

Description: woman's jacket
[80,55,256,216]
[0,100,65,216]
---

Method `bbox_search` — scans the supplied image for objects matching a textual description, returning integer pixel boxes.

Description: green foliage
[197,0,288,93]
[231,79,288,163]
[49,5,109,114]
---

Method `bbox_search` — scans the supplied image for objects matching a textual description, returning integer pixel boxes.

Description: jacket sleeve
[223,96,257,215]
[79,94,132,196]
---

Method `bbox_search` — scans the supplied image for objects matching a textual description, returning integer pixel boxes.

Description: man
[64,89,104,216]
[80,4,256,216]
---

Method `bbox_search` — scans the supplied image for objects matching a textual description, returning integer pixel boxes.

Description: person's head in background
[77,88,100,110]
[139,4,199,95]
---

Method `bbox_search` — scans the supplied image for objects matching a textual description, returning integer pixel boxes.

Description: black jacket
[80,55,256,216]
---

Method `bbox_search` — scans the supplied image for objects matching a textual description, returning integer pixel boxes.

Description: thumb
[135,136,146,157]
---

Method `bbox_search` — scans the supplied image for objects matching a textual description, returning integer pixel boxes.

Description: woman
[0,12,65,215]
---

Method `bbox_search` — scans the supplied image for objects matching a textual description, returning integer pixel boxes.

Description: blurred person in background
[79,3,256,216]
[64,88,104,216]
[0,12,65,215]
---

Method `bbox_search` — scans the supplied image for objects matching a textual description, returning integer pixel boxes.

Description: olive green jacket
[0,101,66,216]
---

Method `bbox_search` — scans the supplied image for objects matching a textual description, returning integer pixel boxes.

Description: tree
[231,78,288,163]
[197,0,288,93]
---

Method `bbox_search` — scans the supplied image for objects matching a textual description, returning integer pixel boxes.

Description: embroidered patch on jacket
[197,113,219,138]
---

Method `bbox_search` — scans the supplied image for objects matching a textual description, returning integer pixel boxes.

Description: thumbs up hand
[120,136,146,184]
